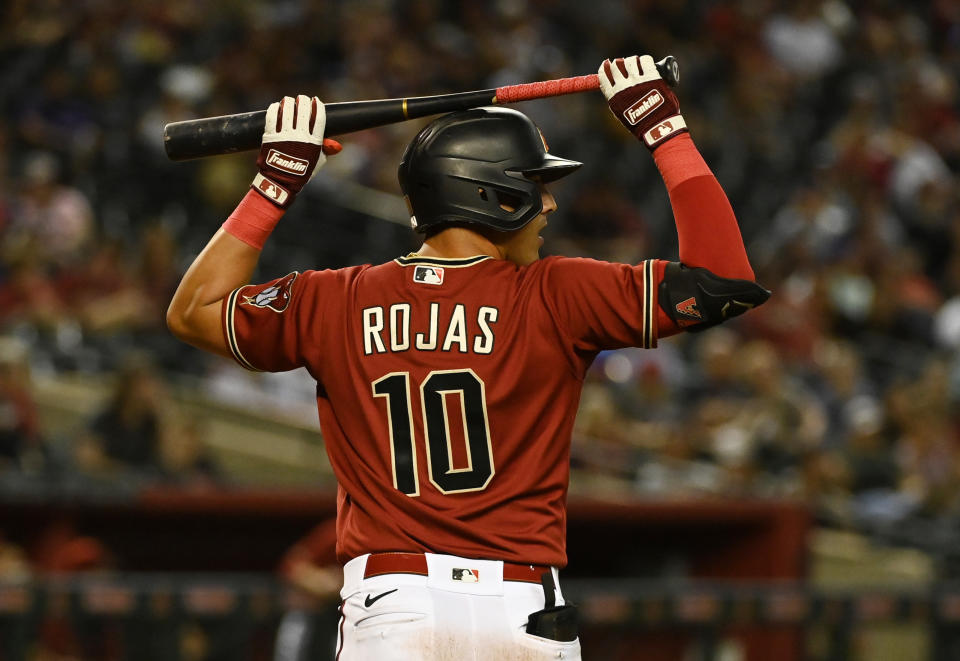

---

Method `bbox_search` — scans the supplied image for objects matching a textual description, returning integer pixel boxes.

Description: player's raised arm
[166,95,340,356]
[598,55,769,335]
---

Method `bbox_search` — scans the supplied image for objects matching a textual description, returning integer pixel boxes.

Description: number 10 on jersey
[372,369,495,496]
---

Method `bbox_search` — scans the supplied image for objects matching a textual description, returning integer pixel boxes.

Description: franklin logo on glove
[625,90,664,125]
[266,149,309,175]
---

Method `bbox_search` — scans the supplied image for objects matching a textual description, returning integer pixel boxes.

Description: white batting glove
[598,55,687,150]
[253,95,341,208]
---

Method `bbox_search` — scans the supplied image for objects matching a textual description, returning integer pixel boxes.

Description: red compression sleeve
[652,134,754,281]
[221,190,285,250]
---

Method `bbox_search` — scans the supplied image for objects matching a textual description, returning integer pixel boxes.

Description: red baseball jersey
[223,254,661,567]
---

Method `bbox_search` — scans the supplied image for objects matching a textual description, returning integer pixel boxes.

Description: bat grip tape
[495,74,600,103]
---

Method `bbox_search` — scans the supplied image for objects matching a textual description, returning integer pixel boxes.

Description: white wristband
[643,114,686,148]
[252,173,291,206]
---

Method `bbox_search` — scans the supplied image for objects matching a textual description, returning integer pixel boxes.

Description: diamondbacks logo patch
[675,296,702,327]
[241,272,298,313]
[452,568,479,583]
[413,265,444,285]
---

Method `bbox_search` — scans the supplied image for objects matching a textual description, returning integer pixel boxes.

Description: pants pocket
[354,610,428,633]
[519,631,582,660]
[347,589,429,643]
[339,610,429,661]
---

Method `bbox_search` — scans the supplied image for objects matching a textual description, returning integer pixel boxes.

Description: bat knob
[656,56,680,88]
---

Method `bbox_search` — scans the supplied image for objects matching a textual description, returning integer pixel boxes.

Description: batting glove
[598,55,687,151]
[253,95,341,209]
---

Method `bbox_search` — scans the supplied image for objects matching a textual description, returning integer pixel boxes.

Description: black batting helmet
[398,107,582,234]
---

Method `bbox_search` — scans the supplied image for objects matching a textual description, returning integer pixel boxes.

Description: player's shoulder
[519,256,654,298]
[523,255,624,279]
[530,255,614,269]
[298,263,376,283]
[266,264,375,305]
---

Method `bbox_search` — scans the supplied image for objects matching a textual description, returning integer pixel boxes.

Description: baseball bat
[163,56,679,161]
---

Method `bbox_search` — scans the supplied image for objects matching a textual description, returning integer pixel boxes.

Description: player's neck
[416,227,504,261]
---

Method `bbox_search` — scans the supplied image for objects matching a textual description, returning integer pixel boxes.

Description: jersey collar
[394,254,494,267]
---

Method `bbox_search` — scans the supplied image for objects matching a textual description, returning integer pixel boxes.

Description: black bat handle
[657,56,679,88]
[163,90,497,161]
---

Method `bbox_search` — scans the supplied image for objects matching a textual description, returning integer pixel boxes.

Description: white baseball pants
[335,552,582,660]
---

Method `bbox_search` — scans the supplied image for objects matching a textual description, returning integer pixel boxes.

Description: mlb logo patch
[643,114,687,147]
[413,265,444,285]
[452,568,479,583]
[648,120,675,141]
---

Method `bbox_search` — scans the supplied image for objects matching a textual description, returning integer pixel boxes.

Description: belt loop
[342,554,370,594]
[540,570,557,608]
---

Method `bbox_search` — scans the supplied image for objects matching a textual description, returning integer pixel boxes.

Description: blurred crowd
[1,0,960,549]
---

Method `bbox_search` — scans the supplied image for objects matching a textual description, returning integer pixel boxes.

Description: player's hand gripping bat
[163,57,679,161]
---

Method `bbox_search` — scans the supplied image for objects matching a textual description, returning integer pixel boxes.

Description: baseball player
[167,55,769,660]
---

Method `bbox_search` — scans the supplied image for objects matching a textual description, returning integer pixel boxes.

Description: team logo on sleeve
[241,272,298,313]
[413,265,444,285]
[452,568,479,582]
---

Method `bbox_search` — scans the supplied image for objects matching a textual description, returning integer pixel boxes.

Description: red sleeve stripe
[642,260,656,349]
[225,287,262,372]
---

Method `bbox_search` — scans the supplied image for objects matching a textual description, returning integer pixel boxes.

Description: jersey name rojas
[362,303,499,355]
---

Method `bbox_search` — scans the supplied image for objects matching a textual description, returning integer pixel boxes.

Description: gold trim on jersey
[225,287,264,372]
[394,254,493,268]
[642,260,655,349]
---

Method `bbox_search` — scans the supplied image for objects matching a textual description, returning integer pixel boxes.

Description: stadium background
[1,0,959,659]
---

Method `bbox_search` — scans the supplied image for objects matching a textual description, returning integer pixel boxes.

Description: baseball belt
[363,552,551,584]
